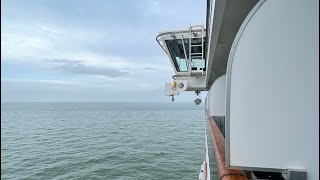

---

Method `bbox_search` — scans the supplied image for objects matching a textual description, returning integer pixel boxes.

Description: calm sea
[1,102,206,180]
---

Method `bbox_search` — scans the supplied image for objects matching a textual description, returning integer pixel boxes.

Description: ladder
[188,25,205,76]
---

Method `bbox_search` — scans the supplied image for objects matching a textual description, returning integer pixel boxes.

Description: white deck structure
[157,0,319,179]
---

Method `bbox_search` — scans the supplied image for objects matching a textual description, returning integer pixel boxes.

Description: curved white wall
[208,75,226,117]
[226,0,319,179]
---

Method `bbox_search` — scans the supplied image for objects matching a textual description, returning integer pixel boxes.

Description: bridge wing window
[189,38,206,71]
[191,56,205,70]
[184,38,205,58]
[165,39,188,72]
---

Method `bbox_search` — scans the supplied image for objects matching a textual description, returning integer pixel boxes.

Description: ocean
[1,102,206,180]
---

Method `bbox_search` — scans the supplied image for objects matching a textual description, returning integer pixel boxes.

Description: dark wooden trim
[207,116,248,180]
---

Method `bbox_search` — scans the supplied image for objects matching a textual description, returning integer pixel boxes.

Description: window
[165,39,188,72]
[165,38,206,72]
[190,38,205,71]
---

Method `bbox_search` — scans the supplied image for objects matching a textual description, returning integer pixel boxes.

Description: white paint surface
[226,0,319,179]
[209,75,226,117]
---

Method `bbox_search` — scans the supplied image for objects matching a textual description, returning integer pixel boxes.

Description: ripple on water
[1,103,205,180]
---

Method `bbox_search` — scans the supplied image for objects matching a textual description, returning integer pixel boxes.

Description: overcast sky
[1,0,206,102]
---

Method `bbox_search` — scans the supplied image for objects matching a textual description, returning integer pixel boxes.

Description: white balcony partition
[208,75,226,117]
[225,0,319,179]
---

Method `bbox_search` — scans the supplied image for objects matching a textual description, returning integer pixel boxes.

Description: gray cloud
[143,67,156,71]
[47,58,128,77]
[2,0,205,102]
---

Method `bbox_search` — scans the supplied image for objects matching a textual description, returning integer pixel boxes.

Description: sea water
[1,102,206,180]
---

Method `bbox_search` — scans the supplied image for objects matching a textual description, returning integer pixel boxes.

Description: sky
[1,0,206,102]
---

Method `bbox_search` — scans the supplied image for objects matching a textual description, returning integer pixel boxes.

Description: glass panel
[165,39,188,72]
[190,38,205,71]
[183,39,189,57]
[165,38,206,72]
[191,57,205,70]
[176,57,188,72]
[191,38,203,45]
[191,46,202,53]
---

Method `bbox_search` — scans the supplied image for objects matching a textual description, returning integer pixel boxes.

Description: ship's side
[157,0,319,179]
[205,0,319,179]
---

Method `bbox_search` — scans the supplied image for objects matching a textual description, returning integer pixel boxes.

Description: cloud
[1,78,89,85]
[143,67,156,71]
[137,82,159,91]
[1,0,206,102]
[1,26,170,74]
[47,58,129,77]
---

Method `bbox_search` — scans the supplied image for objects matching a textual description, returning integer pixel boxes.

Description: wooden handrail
[207,116,248,180]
